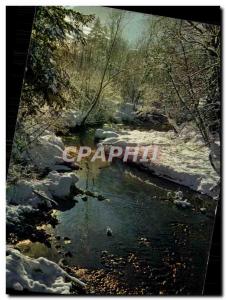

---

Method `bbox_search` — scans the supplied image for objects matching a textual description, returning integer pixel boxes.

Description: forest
[6,7,221,295]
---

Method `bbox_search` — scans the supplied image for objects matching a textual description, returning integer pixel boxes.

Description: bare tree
[80,12,124,126]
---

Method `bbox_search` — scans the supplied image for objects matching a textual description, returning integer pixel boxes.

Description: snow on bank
[7,171,79,208]
[23,131,70,172]
[8,130,80,207]
[6,205,38,234]
[96,128,220,198]
[60,109,81,128]
[6,248,85,294]
[95,129,119,139]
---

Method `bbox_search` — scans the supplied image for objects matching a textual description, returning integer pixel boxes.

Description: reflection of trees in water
[83,197,91,259]
[85,161,90,190]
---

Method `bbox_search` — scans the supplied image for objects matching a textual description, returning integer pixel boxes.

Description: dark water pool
[53,130,216,293]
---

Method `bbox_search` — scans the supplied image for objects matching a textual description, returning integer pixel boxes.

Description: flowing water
[23,128,217,294]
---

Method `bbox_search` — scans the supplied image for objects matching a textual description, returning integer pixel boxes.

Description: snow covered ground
[6,248,85,294]
[7,171,79,208]
[97,127,220,198]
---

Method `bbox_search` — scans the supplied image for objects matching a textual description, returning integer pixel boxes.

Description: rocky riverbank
[6,131,85,294]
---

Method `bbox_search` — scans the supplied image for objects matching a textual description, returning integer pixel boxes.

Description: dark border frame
[6,6,222,295]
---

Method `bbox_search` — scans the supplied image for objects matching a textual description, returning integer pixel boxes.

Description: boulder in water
[46,171,79,199]
[175,191,183,200]
[173,199,191,209]
[106,226,113,236]
[200,207,207,214]
[95,129,119,140]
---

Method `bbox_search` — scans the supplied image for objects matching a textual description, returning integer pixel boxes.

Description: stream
[23,128,217,294]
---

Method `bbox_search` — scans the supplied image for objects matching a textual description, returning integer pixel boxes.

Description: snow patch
[60,109,81,128]
[95,129,119,140]
[23,133,65,171]
[7,171,79,208]
[6,248,85,294]
[6,205,38,229]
